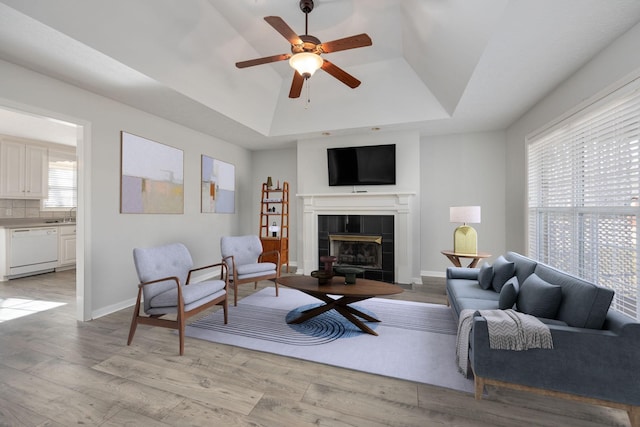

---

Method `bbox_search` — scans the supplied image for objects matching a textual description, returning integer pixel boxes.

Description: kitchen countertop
[0,218,76,229]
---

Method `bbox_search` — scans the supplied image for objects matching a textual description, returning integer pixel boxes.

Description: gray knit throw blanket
[456,309,553,377]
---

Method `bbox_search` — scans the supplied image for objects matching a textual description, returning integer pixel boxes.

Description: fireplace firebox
[318,215,394,282]
[329,235,382,269]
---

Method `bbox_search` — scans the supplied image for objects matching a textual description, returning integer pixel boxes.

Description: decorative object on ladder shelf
[269,222,279,237]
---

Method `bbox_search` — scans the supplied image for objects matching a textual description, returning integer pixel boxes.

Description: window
[527,80,640,320]
[43,149,77,209]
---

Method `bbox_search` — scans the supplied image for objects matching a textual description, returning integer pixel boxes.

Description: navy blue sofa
[446,252,640,426]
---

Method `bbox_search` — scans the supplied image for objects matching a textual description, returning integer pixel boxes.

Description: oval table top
[276,275,403,297]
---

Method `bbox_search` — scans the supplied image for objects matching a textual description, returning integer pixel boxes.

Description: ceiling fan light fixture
[289,52,323,78]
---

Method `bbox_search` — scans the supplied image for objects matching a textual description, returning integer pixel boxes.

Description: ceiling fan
[235,0,372,99]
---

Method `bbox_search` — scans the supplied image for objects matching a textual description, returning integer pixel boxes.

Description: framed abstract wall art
[120,131,184,214]
[201,155,235,213]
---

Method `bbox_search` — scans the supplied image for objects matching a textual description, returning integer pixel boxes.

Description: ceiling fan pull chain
[305,78,311,108]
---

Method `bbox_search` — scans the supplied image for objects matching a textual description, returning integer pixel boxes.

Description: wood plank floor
[0,270,631,426]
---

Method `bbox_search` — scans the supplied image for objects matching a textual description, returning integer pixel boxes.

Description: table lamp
[450,206,481,255]
[269,221,280,237]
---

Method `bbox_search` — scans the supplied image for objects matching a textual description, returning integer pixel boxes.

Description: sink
[44,219,62,223]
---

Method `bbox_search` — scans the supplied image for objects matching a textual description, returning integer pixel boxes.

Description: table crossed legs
[286,290,381,336]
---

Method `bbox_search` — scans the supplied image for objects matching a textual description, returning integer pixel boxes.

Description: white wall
[420,131,507,276]
[505,22,640,254]
[0,59,252,319]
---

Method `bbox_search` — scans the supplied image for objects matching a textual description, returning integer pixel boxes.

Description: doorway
[0,104,88,321]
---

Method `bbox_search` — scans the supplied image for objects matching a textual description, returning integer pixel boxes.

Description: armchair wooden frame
[127,261,229,355]
[223,249,281,306]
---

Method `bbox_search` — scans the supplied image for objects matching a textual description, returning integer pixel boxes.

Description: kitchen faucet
[67,207,77,223]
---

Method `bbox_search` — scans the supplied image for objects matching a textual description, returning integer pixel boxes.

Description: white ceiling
[1,0,640,150]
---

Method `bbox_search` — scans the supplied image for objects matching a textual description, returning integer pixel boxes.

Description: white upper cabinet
[0,139,48,199]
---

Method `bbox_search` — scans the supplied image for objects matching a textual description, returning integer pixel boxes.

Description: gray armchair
[127,242,228,355]
[220,235,280,306]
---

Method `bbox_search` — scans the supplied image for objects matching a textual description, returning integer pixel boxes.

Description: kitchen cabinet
[58,225,76,268]
[0,139,48,199]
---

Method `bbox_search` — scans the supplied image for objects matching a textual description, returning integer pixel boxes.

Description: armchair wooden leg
[274,280,279,297]
[178,307,186,356]
[127,291,142,346]
[127,316,138,346]
[234,282,238,306]
[223,298,228,324]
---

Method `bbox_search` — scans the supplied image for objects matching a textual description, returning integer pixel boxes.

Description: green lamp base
[453,225,477,255]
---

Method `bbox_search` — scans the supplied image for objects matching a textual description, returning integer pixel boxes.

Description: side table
[441,250,491,268]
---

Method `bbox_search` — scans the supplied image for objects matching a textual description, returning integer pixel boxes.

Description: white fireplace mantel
[297,191,417,284]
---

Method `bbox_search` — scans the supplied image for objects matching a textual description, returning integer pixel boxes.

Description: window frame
[41,148,77,212]
[526,77,640,320]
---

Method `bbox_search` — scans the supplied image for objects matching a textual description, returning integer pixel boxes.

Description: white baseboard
[421,270,446,278]
[92,296,137,320]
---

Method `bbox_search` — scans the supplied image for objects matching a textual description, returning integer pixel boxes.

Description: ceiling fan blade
[264,16,303,46]
[321,60,361,89]
[236,53,291,69]
[319,33,372,54]
[289,71,305,98]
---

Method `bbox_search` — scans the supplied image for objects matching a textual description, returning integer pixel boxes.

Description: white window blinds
[43,150,77,209]
[527,82,640,320]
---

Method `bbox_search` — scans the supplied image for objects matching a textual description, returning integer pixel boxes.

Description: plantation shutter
[527,82,640,320]
[43,150,77,209]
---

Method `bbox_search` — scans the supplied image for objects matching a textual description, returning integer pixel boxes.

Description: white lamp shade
[450,206,481,224]
[289,52,323,77]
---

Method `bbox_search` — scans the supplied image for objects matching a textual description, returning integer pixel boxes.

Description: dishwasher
[10,227,59,278]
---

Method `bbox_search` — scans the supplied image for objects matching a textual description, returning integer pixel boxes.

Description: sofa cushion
[534,263,614,329]
[505,251,538,287]
[456,297,500,312]
[150,279,226,308]
[499,276,519,309]
[447,279,501,301]
[517,273,562,318]
[237,262,276,276]
[478,263,493,290]
[492,256,515,293]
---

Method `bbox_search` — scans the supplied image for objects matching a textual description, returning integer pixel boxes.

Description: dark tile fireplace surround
[317,214,395,283]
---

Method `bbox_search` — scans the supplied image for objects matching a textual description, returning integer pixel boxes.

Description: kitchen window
[43,149,77,209]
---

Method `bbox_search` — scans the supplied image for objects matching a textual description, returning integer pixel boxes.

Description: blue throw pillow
[499,276,519,309]
[478,263,493,290]
[517,273,563,318]
[491,255,515,293]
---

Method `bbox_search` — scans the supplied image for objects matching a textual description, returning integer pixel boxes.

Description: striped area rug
[185,287,474,393]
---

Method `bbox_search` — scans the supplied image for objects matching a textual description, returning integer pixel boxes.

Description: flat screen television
[327,144,396,186]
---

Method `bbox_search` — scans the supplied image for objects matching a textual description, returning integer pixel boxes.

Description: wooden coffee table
[276,275,403,336]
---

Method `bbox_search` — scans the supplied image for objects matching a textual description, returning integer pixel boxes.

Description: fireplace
[298,191,417,284]
[318,214,394,282]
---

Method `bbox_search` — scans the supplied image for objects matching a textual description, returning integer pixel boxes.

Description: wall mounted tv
[327,144,396,186]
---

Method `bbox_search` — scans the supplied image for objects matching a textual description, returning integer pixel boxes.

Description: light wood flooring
[0,270,631,426]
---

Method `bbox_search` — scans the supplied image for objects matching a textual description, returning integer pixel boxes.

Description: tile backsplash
[0,199,65,219]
